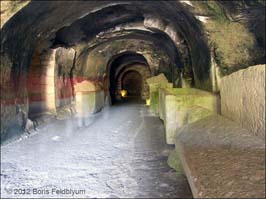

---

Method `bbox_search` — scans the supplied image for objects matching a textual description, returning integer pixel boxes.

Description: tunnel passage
[107,52,151,104]
[1,0,217,138]
[121,70,142,97]
[1,1,265,198]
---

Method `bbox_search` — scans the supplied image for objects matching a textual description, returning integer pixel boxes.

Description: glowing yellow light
[146,99,151,106]
[120,90,127,98]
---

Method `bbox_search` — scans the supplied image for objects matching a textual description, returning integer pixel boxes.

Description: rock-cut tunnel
[1,1,265,198]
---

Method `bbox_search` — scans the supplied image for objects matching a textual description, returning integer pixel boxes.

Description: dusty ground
[1,101,192,198]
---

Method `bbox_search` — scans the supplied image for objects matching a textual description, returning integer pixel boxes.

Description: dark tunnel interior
[0,1,265,198]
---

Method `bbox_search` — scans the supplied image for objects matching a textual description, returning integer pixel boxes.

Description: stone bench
[171,114,265,198]
[146,74,173,114]
[74,80,105,117]
[159,87,217,144]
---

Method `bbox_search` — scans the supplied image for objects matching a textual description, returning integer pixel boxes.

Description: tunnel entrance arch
[106,51,150,104]
[116,63,151,100]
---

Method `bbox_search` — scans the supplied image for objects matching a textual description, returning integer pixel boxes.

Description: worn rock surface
[175,114,265,198]
[54,47,76,111]
[146,74,173,114]
[0,1,30,28]
[159,88,217,144]
[1,1,265,139]
[74,81,104,117]
[220,64,265,138]
[1,102,192,198]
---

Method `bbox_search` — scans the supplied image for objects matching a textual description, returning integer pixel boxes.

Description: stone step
[173,114,265,198]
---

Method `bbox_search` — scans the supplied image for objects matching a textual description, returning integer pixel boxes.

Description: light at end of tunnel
[146,99,150,106]
[120,90,127,98]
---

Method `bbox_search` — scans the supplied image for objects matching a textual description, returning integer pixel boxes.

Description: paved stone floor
[1,101,192,198]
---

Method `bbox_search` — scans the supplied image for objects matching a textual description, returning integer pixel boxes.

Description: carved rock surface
[220,64,265,138]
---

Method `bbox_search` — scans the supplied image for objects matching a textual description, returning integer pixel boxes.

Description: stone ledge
[146,74,173,114]
[175,114,265,198]
[159,88,217,144]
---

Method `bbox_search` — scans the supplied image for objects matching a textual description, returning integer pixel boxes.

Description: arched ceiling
[76,29,182,68]
[75,39,172,82]
[115,63,151,85]
[1,0,265,91]
[108,52,148,78]
[1,0,209,87]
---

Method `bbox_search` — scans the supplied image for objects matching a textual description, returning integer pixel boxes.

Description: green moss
[187,106,213,124]
[150,91,159,113]
[208,21,256,73]
[173,88,200,95]
[147,76,173,114]
[203,1,228,22]
[193,1,260,74]
[163,88,217,111]
[167,149,182,174]
[193,1,228,22]
[162,88,217,144]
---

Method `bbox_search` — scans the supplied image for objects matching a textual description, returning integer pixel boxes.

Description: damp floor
[1,101,192,198]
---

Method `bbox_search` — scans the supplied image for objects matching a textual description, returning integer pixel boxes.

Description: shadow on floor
[113,96,146,105]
